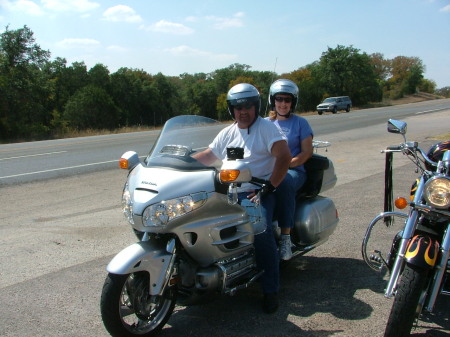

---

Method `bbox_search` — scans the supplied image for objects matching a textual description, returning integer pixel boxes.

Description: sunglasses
[234,102,254,111]
[274,96,293,103]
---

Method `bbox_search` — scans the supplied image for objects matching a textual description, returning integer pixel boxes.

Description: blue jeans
[239,192,279,294]
[274,169,307,229]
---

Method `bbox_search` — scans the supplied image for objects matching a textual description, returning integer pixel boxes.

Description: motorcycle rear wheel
[384,264,429,337]
[100,272,177,337]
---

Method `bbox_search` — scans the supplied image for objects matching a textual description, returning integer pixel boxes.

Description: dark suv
[316,96,352,115]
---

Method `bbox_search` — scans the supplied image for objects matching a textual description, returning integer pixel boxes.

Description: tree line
[0,25,446,142]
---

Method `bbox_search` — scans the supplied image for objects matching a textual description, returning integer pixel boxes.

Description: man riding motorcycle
[193,83,291,313]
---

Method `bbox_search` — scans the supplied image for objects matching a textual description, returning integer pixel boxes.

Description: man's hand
[259,181,276,197]
[247,181,276,202]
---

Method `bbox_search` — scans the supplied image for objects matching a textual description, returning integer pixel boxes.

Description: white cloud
[102,5,143,23]
[41,0,99,12]
[439,4,450,12]
[164,45,236,61]
[141,20,194,35]
[1,0,45,15]
[206,12,244,30]
[56,38,100,49]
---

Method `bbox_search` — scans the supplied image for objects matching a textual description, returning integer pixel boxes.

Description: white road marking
[0,151,67,161]
[0,160,117,179]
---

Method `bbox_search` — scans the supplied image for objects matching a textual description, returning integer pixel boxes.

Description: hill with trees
[0,25,446,142]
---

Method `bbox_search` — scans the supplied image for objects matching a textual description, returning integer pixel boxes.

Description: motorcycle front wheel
[100,272,177,337]
[384,264,429,337]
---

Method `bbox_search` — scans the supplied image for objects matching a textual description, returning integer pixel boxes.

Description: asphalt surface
[0,109,449,337]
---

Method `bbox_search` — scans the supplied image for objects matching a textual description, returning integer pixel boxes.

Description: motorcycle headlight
[424,176,450,209]
[122,184,134,225]
[142,192,207,227]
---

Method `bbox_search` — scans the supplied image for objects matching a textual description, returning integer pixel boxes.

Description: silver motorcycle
[100,115,339,337]
[362,119,450,337]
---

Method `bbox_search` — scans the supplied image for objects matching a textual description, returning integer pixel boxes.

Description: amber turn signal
[220,169,240,182]
[119,158,129,169]
[395,197,408,209]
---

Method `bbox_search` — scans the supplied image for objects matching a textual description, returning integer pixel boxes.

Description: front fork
[425,226,450,311]
[385,176,425,298]
[384,210,419,297]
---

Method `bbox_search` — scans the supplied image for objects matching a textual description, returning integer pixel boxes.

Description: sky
[1,0,450,88]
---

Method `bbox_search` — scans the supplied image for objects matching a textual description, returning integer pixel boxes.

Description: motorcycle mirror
[387,119,407,135]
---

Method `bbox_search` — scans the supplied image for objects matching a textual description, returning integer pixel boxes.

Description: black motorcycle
[362,119,450,337]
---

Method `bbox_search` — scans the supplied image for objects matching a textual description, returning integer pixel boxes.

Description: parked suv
[316,96,352,115]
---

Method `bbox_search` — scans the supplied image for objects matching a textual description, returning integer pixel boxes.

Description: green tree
[211,63,252,94]
[63,84,119,130]
[317,45,381,105]
[386,56,425,98]
[110,67,156,126]
[281,64,322,112]
[369,53,391,81]
[418,79,436,94]
[435,86,450,98]
[0,25,52,140]
[88,63,111,91]
[150,73,180,126]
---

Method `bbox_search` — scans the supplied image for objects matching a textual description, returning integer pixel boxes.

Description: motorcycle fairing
[106,240,173,296]
[128,164,216,216]
[405,235,439,269]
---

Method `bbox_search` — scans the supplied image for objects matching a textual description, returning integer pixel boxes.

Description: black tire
[345,105,350,112]
[332,106,337,114]
[318,111,323,115]
[384,264,429,337]
[100,272,177,337]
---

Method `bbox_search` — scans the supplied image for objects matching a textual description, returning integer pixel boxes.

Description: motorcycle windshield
[144,115,226,170]
[143,115,267,235]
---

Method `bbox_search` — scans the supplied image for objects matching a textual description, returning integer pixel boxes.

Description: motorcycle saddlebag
[292,196,338,248]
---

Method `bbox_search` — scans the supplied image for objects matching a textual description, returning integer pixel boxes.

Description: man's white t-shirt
[209,117,286,192]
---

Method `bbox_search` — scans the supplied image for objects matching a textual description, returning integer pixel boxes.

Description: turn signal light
[395,197,408,209]
[119,158,129,169]
[220,169,240,182]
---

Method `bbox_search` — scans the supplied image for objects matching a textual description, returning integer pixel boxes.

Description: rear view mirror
[387,119,407,135]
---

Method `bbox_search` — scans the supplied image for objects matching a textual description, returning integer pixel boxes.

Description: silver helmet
[226,83,261,119]
[269,79,299,112]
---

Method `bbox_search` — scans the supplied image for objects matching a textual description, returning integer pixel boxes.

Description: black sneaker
[262,293,279,314]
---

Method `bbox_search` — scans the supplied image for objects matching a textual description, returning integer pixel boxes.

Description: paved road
[1,98,450,185]
[0,109,449,337]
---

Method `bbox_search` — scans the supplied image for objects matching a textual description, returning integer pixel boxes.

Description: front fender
[405,235,439,269]
[107,240,174,295]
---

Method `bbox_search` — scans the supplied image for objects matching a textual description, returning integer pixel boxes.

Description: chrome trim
[362,211,408,272]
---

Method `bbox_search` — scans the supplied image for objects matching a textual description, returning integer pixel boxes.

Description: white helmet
[268,79,299,113]
[226,83,261,120]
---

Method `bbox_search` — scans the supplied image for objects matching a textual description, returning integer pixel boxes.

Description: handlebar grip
[251,177,269,185]
[386,145,401,151]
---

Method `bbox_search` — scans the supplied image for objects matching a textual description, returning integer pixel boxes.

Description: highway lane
[0,131,159,184]
[1,98,449,186]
